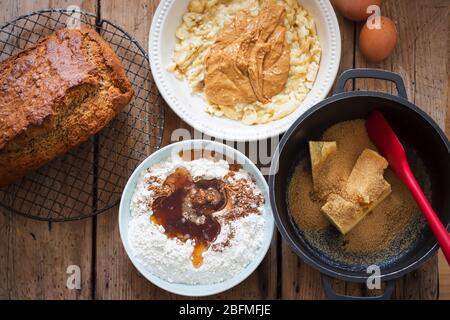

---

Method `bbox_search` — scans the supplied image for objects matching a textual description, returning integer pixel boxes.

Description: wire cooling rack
[0,9,165,221]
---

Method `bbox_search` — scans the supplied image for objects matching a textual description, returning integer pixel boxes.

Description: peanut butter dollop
[204,0,290,106]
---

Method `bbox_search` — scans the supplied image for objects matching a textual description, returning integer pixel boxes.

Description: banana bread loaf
[0,27,134,187]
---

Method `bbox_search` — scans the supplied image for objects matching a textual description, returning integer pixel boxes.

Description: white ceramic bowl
[119,140,275,297]
[149,0,341,142]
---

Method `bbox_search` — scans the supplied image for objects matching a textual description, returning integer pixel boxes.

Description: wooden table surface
[0,0,448,300]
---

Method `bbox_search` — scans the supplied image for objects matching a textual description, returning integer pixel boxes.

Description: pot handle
[334,68,408,99]
[321,274,396,300]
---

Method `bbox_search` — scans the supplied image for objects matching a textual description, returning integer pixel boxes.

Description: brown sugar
[288,162,329,231]
[287,119,427,263]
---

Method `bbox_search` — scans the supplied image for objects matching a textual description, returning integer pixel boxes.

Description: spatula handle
[402,164,450,265]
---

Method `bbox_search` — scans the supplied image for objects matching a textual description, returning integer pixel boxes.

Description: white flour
[128,155,266,285]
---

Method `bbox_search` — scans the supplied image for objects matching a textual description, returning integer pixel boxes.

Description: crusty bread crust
[0,27,134,187]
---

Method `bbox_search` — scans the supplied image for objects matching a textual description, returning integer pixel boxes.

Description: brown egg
[332,0,382,21]
[359,16,397,62]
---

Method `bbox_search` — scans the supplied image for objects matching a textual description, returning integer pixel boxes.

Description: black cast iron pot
[269,68,450,300]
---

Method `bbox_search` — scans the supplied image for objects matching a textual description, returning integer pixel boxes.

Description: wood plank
[283,0,447,300]
[445,9,450,298]
[95,0,277,299]
[94,0,181,300]
[0,210,10,299]
[94,0,166,300]
[353,0,446,300]
[439,251,450,300]
[0,0,446,301]
[444,6,450,299]
[281,12,355,300]
[0,0,96,299]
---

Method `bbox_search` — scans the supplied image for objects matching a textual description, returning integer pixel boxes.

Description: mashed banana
[168,0,321,125]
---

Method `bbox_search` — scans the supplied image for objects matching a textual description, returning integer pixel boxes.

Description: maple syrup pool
[127,152,267,285]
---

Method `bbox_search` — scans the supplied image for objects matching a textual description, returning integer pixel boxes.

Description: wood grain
[93,0,200,300]
[0,0,447,300]
[439,251,450,300]
[353,0,445,300]
[282,0,448,300]
[95,0,277,300]
[281,12,354,300]
[0,0,96,300]
[94,0,165,300]
[445,4,450,298]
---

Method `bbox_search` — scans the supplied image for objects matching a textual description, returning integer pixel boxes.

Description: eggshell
[332,0,382,21]
[359,16,398,62]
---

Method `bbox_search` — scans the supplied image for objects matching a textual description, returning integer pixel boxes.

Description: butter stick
[346,149,392,206]
[321,149,392,235]
[309,141,337,188]
[322,189,391,234]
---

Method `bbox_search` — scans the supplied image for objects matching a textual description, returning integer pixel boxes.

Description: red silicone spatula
[366,111,450,265]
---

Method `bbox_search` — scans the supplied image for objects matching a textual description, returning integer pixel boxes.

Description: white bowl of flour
[119,140,274,297]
